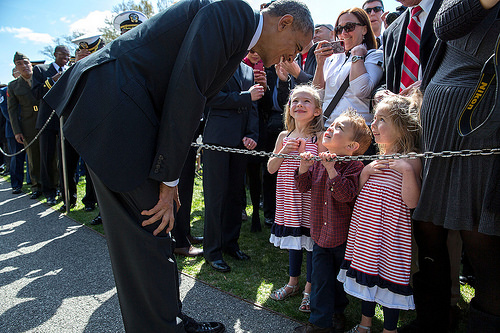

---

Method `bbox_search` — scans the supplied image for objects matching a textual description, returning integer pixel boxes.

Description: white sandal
[269,284,300,301]
[346,324,371,333]
[298,291,311,313]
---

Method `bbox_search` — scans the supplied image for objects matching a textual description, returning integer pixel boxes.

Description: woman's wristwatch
[351,55,365,63]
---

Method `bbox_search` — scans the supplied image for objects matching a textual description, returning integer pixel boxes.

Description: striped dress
[337,167,414,310]
[269,136,317,251]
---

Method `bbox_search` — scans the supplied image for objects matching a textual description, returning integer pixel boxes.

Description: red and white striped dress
[338,167,415,310]
[269,136,318,251]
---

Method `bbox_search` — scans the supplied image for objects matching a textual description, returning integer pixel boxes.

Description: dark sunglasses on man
[364,6,384,14]
[335,22,365,34]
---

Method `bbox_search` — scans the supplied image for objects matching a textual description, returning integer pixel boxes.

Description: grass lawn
[4,172,473,332]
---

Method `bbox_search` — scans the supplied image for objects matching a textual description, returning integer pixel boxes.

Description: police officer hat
[113,10,147,33]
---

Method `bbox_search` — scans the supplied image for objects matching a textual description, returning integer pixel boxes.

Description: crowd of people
[0,0,499,332]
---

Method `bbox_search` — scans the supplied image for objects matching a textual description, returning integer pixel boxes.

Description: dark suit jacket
[44,0,259,192]
[32,63,59,130]
[293,42,318,85]
[381,0,443,93]
[204,62,259,147]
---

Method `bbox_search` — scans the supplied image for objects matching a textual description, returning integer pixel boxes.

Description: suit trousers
[203,149,247,261]
[39,128,59,198]
[58,139,79,204]
[24,134,41,192]
[89,168,184,332]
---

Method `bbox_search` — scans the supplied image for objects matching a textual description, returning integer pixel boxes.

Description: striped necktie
[400,6,422,92]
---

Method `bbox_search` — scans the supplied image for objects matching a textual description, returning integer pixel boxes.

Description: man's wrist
[163,179,179,187]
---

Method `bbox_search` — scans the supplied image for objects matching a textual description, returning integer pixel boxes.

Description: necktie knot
[411,5,422,18]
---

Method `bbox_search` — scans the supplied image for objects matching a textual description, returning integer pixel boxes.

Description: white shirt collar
[248,14,263,50]
[52,62,65,72]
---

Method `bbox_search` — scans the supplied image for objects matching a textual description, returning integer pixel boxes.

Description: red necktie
[400,6,422,92]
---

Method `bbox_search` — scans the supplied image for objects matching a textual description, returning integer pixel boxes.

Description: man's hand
[75,49,91,62]
[52,72,63,82]
[15,133,24,144]
[141,183,181,236]
[281,60,301,79]
[242,136,257,150]
[249,84,265,101]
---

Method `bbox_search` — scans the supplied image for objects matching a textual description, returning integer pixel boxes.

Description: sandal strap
[358,324,371,331]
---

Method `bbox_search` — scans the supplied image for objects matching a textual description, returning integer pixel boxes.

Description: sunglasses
[335,22,365,34]
[364,6,383,14]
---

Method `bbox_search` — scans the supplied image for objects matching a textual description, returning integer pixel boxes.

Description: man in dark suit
[43,0,313,332]
[377,0,442,96]
[7,52,42,199]
[203,62,262,272]
[32,45,70,205]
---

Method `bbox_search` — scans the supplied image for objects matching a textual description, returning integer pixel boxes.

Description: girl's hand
[297,138,307,153]
[386,158,413,174]
[366,160,388,175]
[298,151,314,174]
[281,138,301,154]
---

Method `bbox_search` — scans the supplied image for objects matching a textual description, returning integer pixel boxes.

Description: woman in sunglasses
[312,7,383,130]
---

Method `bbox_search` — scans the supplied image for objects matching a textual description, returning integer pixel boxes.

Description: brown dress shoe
[294,323,333,333]
[174,246,203,257]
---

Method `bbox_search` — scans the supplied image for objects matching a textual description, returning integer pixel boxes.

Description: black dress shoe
[225,249,250,261]
[208,259,231,272]
[12,187,22,194]
[84,203,95,212]
[60,203,76,212]
[46,197,57,206]
[180,313,225,333]
[90,215,103,225]
[187,234,203,245]
[264,217,274,227]
[30,191,42,199]
[174,246,203,257]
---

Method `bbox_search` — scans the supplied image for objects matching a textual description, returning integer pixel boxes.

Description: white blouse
[322,47,384,127]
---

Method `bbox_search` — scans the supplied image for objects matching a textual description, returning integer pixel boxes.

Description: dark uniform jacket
[7,76,39,138]
[32,63,59,130]
[44,0,259,192]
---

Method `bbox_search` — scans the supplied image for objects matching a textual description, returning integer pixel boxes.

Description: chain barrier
[0,110,57,157]
[1,110,498,162]
[191,142,500,162]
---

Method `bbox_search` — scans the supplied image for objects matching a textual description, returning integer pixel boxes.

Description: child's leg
[381,306,399,333]
[357,301,375,332]
[288,249,302,287]
[309,244,348,328]
[305,249,312,293]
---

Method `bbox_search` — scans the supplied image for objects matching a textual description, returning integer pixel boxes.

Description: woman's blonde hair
[283,84,324,136]
[375,89,422,154]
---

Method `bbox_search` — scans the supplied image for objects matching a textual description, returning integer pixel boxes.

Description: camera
[330,41,345,54]
[386,5,406,27]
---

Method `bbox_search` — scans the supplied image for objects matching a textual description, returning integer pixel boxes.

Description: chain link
[191,142,500,162]
[0,110,57,158]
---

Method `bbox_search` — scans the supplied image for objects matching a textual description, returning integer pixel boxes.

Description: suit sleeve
[7,83,22,135]
[150,1,255,182]
[207,89,253,110]
[245,101,259,142]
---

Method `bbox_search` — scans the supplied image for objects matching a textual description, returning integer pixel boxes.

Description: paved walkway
[0,178,300,333]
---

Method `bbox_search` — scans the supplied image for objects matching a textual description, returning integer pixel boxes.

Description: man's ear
[278,14,294,31]
[347,142,360,153]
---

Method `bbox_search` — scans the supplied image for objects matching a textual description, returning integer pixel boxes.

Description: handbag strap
[457,33,500,137]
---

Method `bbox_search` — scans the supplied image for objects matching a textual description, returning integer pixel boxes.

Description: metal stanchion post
[59,115,70,214]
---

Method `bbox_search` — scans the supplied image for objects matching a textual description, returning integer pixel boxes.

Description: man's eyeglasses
[335,22,365,34]
[364,6,384,14]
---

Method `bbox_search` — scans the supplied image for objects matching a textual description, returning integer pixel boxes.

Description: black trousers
[39,129,59,198]
[203,148,247,261]
[89,168,184,332]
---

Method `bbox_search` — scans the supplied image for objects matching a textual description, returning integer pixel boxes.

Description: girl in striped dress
[267,85,324,312]
[338,92,422,333]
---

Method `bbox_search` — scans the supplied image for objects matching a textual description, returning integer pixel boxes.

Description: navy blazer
[32,63,59,130]
[44,0,259,192]
[204,62,259,147]
[381,0,443,93]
